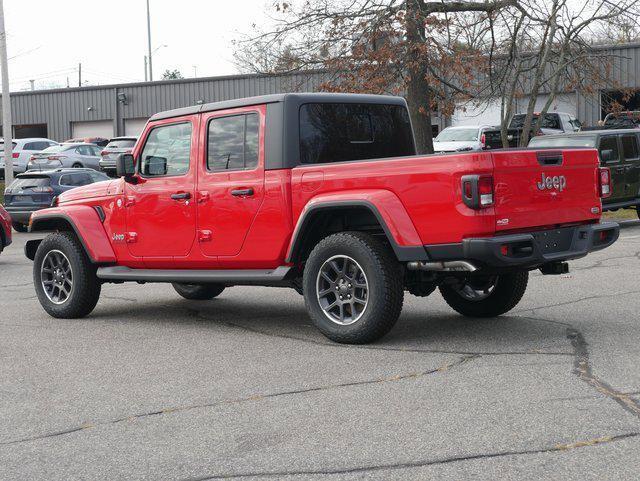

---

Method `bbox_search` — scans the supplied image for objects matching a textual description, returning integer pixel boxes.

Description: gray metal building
[2,41,640,141]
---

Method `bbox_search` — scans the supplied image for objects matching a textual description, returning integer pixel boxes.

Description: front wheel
[303,231,404,344]
[439,270,528,318]
[33,232,101,318]
[172,283,225,300]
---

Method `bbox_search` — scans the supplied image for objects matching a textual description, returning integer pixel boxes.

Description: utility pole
[29,79,34,91]
[0,0,13,185]
[78,62,82,87]
[146,0,153,81]
[193,65,197,78]
[144,55,148,82]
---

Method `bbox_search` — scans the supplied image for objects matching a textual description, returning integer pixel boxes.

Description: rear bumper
[5,206,44,224]
[99,160,116,171]
[425,222,620,269]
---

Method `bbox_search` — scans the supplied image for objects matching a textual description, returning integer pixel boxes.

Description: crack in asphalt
[181,432,640,480]
[568,329,640,419]
[0,355,477,447]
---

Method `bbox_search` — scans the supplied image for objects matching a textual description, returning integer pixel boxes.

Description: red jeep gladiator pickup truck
[25,93,619,344]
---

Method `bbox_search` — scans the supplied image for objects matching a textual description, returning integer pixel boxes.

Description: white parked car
[26,143,103,172]
[432,125,493,153]
[0,138,58,176]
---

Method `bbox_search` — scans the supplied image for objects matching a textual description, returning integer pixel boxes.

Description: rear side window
[599,136,620,163]
[8,177,50,191]
[621,135,639,160]
[299,103,414,164]
[207,113,259,171]
[140,123,192,177]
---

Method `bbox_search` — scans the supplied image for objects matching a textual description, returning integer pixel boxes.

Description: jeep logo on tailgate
[537,173,566,192]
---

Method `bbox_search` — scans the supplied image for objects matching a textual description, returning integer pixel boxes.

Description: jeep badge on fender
[537,173,567,192]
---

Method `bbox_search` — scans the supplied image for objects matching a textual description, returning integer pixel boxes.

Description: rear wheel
[439,270,528,318]
[33,232,101,318]
[172,283,225,300]
[12,222,28,233]
[72,163,83,168]
[303,231,404,344]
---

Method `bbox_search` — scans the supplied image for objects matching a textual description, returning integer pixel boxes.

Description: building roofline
[5,69,330,97]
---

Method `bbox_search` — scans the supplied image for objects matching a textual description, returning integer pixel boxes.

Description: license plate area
[531,227,575,254]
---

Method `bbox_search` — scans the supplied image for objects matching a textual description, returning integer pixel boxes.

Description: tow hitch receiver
[540,262,569,275]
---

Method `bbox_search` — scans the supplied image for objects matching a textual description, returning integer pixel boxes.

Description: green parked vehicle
[529,129,640,218]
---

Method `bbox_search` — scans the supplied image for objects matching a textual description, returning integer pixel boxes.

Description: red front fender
[30,206,116,263]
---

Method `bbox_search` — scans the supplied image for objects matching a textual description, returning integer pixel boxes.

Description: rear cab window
[299,103,415,164]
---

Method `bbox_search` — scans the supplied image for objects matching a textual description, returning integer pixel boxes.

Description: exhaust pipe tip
[407,260,478,272]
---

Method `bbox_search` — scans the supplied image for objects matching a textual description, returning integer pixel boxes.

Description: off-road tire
[303,231,404,344]
[12,222,28,232]
[172,283,225,300]
[439,270,528,318]
[33,231,101,318]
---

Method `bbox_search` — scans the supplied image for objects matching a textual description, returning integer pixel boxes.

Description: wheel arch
[286,196,427,265]
[28,207,116,263]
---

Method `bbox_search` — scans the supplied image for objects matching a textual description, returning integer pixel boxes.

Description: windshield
[528,136,596,148]
[510,114,560,130]
[7,176,50,191]
[434,128,479,142]
[604,113,640,128]
[41,145,69,153]
[105,139,136,149]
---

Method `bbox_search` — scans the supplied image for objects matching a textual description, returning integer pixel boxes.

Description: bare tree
[234,0,516,154]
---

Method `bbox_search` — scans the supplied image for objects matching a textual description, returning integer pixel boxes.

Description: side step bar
[97,266,293,284]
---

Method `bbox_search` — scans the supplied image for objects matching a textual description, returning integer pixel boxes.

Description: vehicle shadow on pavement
[92,292,570,355]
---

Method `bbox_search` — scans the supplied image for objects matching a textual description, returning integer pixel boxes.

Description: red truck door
[196,107,265,258]
[125,118,198,259]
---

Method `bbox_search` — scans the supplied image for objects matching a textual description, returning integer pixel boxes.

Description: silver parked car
[0,138,58,177]
[26,143,102,171]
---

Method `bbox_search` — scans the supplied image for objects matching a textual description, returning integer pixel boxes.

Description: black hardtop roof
[149,92,408,121]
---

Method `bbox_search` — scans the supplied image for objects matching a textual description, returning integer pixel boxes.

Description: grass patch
[603,209,638,221]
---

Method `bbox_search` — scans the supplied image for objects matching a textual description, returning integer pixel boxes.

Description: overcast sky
[4,0,272,92]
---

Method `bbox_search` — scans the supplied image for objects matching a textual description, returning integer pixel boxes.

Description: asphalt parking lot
[1,225,640,481]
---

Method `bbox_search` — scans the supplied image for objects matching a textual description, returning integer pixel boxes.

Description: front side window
[299,103,414,164]
[207,113,259,171]
[140,123,192,177]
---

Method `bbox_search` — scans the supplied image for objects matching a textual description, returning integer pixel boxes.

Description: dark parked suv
[4,168,109,231]
[529,129,640,217]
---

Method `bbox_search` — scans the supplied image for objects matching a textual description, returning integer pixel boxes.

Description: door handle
[231,188,254,197]
[171,192,191,200]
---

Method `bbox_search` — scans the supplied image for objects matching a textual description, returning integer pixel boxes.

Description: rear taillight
[480,133,486,149]
[12,152,19,158]
[598,167,611,198]
[47,155,66,161]
[100,150,108,156]
[461,174,494,209]
[30,155,36,161]
[32,186,54,193]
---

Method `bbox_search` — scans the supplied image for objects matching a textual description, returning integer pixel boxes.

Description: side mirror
[116,153,136,180]
[600,149,613,162]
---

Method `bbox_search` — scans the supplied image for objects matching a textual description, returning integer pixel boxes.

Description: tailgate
[491,149,601,232]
